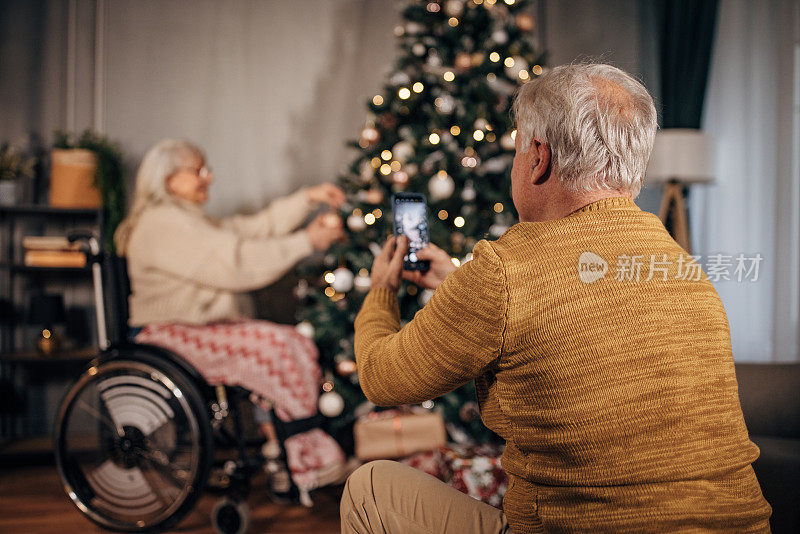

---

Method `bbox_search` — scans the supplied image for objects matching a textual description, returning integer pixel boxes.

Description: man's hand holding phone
[401,243,457,290]
[370,236,458,293]
[371,235,409,292]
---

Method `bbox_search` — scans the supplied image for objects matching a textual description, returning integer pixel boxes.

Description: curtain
[691,0,797,361]
[657,0,719,128]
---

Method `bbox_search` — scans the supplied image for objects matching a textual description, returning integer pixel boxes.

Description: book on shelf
[24,250,86,268]
[21,236,80,251]
[22,235,86,267]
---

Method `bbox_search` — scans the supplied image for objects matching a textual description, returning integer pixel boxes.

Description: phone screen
[392,193,431,271]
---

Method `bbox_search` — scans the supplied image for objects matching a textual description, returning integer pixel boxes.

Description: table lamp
[29,293,66,355]
[645,129,715,252]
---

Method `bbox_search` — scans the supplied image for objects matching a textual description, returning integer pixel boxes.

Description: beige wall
[0,0,653,215]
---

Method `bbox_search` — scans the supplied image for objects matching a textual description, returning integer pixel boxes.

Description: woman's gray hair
[114,139,204,255]
[512,63,657,197]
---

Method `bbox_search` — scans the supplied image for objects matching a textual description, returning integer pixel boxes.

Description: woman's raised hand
[306,183,346,209]
[306,212,346,251]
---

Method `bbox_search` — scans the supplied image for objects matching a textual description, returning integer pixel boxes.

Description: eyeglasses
[176,165,212,180]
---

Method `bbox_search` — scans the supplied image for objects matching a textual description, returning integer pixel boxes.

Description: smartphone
[392,193,431,271]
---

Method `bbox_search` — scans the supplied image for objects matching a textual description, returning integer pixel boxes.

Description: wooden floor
[0,464,342,533]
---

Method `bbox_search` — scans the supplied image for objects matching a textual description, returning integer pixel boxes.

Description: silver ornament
[331,267,355,293]
[428,172,455,201]
[392,141,415,162]
[360,160,374,181]
[504,56,529,80]
[461,181,476,201]
[294,279,309,299]
[319,390,345,417]
[295,321,315,339]
[435,94,456,114]
[500,133,516,151]
[354,273,372,292]
[491,30,508,44]
[444,0,464,17]
[347,213,367,231]
[419,289,435,305]
[390,71,411,86]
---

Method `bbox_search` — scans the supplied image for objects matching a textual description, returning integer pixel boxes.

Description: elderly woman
[114,138,348,498]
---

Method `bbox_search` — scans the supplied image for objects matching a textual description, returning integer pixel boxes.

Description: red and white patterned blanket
[135,320,345,492]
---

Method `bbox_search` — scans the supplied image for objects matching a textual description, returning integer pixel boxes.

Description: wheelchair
[54,234,326,533]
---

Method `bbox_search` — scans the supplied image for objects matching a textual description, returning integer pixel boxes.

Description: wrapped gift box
[354,408,446,461]
[399,443,509,508]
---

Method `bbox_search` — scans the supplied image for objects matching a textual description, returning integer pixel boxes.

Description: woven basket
[50,148,101,208]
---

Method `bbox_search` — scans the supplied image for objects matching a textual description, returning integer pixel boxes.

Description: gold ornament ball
[337,359,358,376]
[364,188,384,204]
[322,212,343,229]
[516,12,536,32]
[393,170,410,185]
[360,126,379,147]
[455,52,472,70]
[379,112,398,130]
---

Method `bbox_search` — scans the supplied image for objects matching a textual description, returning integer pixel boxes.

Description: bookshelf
[0,204,102,456]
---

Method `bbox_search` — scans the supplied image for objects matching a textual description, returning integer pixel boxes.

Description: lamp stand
[657,180,692,253]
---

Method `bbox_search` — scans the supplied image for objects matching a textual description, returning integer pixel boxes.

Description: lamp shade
[646,129,715,184]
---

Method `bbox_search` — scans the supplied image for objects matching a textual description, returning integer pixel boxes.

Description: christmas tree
[296,0,546,446]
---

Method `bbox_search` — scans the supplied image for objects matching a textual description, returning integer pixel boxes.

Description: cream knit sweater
[127,189,314,326]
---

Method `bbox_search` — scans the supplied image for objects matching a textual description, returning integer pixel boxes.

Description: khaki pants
[340,460,514,534]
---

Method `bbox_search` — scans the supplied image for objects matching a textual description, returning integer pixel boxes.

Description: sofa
[735,362,800,534]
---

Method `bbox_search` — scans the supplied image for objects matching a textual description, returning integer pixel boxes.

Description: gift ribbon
[393,416,405,457]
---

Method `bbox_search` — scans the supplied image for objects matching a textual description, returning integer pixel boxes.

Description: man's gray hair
[512,63,657,197]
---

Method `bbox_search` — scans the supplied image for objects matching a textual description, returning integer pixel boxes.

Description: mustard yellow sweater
[354,198,771,533]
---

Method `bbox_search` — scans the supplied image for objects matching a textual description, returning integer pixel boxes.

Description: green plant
[0,143,36,182]
[53,129,126,253]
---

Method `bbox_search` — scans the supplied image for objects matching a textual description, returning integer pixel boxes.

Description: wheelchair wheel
[211,498,250,534]
[55,354,213,532]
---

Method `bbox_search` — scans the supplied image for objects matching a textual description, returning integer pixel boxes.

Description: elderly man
[340,63,771,533]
